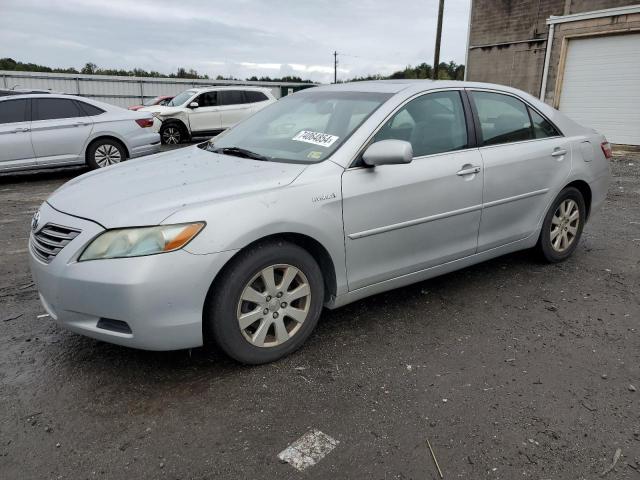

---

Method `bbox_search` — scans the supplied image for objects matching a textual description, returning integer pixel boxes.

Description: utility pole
[333,51,338,84]
[433,0,445,80]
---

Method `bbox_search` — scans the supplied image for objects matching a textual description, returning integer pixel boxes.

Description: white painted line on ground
[36,314,50,318]
[278,429,339,471]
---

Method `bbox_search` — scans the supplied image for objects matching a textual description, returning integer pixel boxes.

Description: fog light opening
[97,318,132,334]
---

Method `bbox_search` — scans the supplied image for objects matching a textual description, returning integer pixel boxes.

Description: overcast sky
[0,0,470,83]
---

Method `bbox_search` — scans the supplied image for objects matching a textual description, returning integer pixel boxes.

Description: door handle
[11,127,30,133]
[551,149,567,157]
[456,165,481,176]
[73,122,90,127]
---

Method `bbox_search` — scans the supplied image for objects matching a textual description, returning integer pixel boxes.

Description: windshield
[143,96,163,106]
[202,90,392,164]
[168,90,196,107]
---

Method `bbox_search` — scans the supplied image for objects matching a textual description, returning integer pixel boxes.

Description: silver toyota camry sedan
[29,80,611,364]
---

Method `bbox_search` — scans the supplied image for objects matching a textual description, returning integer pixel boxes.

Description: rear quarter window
[245,91,269,103]
[76,101,105,116]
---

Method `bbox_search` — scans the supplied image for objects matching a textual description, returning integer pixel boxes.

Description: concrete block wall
[467,0,639,98]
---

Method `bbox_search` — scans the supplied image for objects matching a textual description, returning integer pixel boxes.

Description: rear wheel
[536,187,586,263]
[86,139,126,169]
[205,241,324,364]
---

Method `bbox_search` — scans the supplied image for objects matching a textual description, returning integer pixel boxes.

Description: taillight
[135,118,153,128]
[601,141,612,159]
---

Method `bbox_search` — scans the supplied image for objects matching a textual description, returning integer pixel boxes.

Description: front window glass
[0,99,27,124]
[197,92,218,107]
[373,91,468,157]
[168,90,196,106]
[202,90,391,164]
[472,91,534,146]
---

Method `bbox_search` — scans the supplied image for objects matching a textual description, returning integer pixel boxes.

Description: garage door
[559,33,640,145]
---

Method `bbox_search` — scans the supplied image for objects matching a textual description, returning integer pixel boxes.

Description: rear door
[31,98,94,167]
[0,98,35,171]
[188,91,221,134]
[219,90,252,129]
[468,90,572,251]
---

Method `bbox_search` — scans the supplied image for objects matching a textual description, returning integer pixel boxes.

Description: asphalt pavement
[1,147,638,479]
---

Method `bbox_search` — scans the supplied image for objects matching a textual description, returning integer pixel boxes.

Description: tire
[160,122,187,145]
[86,138,126,170]
[536,186,586,263]
[205,240,325,364]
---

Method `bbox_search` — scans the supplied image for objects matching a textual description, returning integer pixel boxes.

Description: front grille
[31,223,81,263]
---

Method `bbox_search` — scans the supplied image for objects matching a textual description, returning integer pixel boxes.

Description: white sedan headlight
[79,223,204,261]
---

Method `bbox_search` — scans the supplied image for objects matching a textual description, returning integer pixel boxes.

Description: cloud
[0,0,470,83]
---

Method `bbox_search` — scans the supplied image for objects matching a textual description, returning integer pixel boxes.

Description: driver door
[341,90,483,290]
[188,91,221,134]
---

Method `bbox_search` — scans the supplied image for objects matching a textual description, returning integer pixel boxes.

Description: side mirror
[188,102,199,109]
[362,140,413,167]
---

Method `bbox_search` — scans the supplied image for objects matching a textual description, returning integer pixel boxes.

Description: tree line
[0,58,464,83]
[351,61,465,81]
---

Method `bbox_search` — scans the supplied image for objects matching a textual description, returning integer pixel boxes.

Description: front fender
[159,111,191,131]
[162,161,348,295]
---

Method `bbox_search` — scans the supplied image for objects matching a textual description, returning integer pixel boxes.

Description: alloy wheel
[236,264,311,348]
[550,198,580,252]
[162,127,181,144]
[94,144,122,167]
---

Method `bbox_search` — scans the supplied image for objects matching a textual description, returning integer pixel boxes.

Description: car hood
[47,146,307,228]
[138,105,183,116]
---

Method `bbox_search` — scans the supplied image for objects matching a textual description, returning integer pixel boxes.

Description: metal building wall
[0,71,315,108]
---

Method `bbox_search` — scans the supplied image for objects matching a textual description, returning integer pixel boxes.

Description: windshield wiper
[212,146,270,161]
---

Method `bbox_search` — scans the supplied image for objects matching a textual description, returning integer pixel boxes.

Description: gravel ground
[0,148,638,479]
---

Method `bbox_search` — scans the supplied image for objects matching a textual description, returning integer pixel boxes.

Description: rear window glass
[219,90,245,106]
[0,99,28,124]
[33,98,83,121]
[472,91,533,146]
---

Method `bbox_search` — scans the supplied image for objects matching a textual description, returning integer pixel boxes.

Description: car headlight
[79,223,205,261]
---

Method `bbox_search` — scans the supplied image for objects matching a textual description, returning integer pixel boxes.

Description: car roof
[0,93,81,101]
[311,79,535,96]
[187,86,274,93]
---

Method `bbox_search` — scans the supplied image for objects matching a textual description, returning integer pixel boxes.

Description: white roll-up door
[559,33,640,145]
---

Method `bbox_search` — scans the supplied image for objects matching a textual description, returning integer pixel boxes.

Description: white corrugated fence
[0,70,316,108]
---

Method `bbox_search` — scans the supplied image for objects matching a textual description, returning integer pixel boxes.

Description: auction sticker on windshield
[292,130,339,148]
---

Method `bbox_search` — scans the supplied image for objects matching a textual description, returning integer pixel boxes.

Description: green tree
[81,62,97,74]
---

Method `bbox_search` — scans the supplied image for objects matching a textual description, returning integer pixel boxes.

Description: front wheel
[160,123,186,145]
[205,241,324,364]
[536,187,586,263]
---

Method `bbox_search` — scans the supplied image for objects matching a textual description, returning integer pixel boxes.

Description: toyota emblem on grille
[31,210,40,232]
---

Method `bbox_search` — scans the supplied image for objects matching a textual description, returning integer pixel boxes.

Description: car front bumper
[28,202,236,350]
